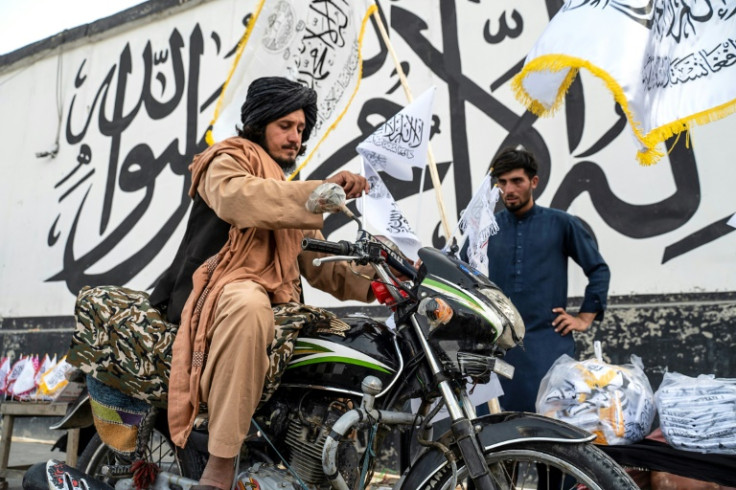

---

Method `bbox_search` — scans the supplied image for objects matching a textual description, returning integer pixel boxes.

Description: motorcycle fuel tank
[279,315,400,396]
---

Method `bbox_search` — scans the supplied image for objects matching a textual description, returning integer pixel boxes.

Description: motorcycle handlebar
[301,237,354,256]
[302,237,417,280]
[384,253,417,281]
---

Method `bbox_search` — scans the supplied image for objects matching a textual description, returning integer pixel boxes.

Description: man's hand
[325,171,369,199]
[551,308,596,336]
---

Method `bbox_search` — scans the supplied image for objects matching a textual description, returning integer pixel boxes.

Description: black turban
[240,77,318,142]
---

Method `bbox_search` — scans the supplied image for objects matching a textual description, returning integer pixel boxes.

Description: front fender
[475,411,595,449]
[397,412,594,489]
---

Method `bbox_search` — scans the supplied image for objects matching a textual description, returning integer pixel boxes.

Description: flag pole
[359,157,367,230]
[371,9,452,241]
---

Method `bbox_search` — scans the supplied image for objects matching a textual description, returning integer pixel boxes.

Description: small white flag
[34,354,52,387]
[457,174,500,276]
[32,354,55,400]
[357,87,435,181]
[38,356,74,397]
[5,356,27,396]
[0,357,10,394]
[10,356,37,398]
[358,159,422,261]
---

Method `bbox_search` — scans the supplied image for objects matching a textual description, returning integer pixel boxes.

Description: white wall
[1,0,734,318]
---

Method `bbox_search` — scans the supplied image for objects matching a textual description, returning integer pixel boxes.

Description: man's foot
[197,455,236,490]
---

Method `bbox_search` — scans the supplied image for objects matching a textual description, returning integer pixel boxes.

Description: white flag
[512,1,736,165]
[358,159,422,261]
[34,354,52,387]
[38,356,74,397]
[5,356,27,396]
[457,174,500,276]
[357,87,435,181]
[208,0,377,173]
[10,356,37,398]
[32,354,54,400]
[0,357,10,394]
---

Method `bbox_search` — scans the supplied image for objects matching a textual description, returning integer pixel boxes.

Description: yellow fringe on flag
[511,54,736,166]
[203,1,377,182]
[205,0,267,147]
[287,3,378,181]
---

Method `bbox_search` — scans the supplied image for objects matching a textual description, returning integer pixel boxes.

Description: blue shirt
[465,204,610,412]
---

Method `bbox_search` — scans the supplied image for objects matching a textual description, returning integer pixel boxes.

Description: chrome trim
[278,383,363,398]
[377,331,404,399]
[483,434,596,450]
[459,390,477,420]
[410,314,465,421]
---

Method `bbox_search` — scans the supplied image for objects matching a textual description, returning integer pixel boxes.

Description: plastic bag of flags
[536,341,655,444]
[655,372,736,454]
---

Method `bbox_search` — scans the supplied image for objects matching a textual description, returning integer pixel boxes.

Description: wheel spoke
[80,430,182,485]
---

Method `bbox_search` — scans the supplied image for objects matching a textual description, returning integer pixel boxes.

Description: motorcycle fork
[409,315,497,490]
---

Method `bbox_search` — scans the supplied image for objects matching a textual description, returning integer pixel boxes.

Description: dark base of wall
[0,316,75,361]
[573,293,736,389]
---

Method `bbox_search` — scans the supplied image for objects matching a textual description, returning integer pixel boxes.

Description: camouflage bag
[68,285,340,457]
[68,285,175,408]
[68,285,338,408]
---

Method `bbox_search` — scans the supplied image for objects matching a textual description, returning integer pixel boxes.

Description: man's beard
[257,134,298,173]
[271,154,296,174]
[503,195,530,213]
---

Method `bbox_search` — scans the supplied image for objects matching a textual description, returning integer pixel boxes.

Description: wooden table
[0,402,79,490]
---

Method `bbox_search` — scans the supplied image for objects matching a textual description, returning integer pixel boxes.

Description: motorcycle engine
[240,394,359,489]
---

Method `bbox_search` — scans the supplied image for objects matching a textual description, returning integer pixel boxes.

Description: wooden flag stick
[371,9,452,241]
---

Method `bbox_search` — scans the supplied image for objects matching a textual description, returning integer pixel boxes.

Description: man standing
[482,147,610,413]
[151,77,374,489]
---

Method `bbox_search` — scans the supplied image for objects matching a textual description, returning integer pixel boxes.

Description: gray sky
[0,0,145,56]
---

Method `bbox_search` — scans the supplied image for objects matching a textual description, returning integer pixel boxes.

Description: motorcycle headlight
[476,286,525,351]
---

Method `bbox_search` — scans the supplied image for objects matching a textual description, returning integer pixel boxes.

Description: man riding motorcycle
[67,76,375,490]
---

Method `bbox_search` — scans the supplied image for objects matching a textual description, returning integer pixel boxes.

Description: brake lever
[312,255,357,267]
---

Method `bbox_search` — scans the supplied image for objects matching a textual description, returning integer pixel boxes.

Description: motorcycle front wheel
[415,441,638,489]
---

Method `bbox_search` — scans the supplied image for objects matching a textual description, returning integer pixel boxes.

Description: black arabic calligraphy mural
[47,17,250,293]
[46,0,734,295]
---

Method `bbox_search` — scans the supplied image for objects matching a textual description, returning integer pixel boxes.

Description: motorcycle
[25,189,637,490]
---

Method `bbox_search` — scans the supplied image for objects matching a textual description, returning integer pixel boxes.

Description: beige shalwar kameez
[167,138,374,457]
